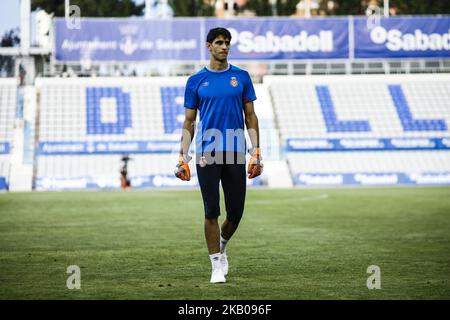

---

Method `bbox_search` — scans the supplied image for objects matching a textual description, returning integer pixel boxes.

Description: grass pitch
[0,187,449,300]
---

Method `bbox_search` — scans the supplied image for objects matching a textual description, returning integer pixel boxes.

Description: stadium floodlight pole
[226,0,235,16]
[305,0,311,18]
[384,0,389,17]
[269,0,277,16]
[20,0,31,55]
[145,0,155,19]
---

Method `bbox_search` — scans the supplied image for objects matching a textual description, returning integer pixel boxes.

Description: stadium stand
[265,74,450,186]
[3,73,448,190]
[34,77,194,190]
[34,77,265,190]
[0,79,17,190]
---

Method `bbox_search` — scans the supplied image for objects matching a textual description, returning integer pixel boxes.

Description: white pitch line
[299,193,329,201]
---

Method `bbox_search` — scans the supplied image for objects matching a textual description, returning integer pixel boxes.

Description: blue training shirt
[184,64,257,154]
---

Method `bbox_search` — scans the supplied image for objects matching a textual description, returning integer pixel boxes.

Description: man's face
[207,35,231,62]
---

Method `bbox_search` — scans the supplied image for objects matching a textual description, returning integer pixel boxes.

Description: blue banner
[35,175,199,190]
[35,174,262,190]
[294,172,450,186]
[0,142,10,154]
[54,18,201,61]
[54,17,349,61]
[286,138,450,152]
[354,16,450,58]
[38,141,179,155]
[205,17,349,60]
[54,16,450,61]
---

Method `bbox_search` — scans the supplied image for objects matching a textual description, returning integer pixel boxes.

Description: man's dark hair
[206,27,232,43]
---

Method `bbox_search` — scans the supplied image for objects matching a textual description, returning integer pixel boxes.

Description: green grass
[0,187,449,299]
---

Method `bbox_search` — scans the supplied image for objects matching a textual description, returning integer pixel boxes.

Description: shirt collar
[205,64,231,73]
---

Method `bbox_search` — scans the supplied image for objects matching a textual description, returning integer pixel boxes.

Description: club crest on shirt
[230,77,238,87]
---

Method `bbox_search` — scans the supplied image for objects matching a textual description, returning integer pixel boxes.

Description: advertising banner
[286,137,450,152]
[354,16,450,58]
[54,16,450,61]
[54,17,349,61]
[294,172,450,186]
[38,141,179,155]
[204,17,349,60]
[54,18,202,61]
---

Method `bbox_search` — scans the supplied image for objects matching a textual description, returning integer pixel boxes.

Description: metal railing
[41,58,450,83]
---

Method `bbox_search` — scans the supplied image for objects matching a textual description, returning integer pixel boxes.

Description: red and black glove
[247,147,263,179]
[174,154,192,181]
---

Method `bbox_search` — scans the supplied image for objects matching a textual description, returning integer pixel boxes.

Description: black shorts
[196,152,246,225]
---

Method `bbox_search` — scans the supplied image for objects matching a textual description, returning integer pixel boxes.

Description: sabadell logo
[370,26,450,51]
[228,28,334,53]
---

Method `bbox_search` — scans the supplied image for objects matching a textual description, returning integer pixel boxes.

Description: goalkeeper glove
[174,154,192,181]
[247,147,263,179]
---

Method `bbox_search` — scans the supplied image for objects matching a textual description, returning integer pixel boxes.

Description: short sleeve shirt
[184,64,257,154]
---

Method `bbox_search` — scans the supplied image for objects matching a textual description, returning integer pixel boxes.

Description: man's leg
[221,160,246,238]
[198,167,222,254]
[221,219,239,240]
[220,154,247,275]
[219,219,238,276]
[205,218,220,254]
[196,161,226,283]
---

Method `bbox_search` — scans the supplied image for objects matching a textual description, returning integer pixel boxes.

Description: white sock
[220,235,228,254]
[209,253,221,270]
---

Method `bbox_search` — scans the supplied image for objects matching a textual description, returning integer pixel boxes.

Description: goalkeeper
[175,27,263,284]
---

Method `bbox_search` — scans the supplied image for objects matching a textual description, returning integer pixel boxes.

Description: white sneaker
[210,268,226,283]
[220,252,229,276]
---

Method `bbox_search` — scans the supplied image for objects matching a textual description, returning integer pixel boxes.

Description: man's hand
[247,147,263,179]
[174,154,192,181]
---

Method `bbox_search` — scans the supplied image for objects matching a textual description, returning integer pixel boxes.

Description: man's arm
[243,101,259,149]
[180,108,197,157]
[244,101,263,179]
[175,108,197,181]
